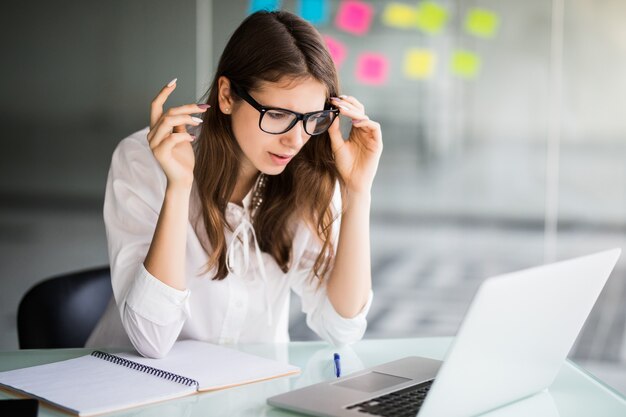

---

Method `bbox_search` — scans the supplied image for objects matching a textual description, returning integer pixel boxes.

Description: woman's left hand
[327,95,383,195]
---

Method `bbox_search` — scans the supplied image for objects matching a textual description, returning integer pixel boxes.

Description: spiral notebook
[0,340,300,416]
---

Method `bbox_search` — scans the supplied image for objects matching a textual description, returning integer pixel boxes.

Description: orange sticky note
[335,0,374,36]
[324,35,347,69]
[356,53,389,86]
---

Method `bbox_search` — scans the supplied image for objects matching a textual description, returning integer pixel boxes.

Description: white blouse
[85,126,373,358]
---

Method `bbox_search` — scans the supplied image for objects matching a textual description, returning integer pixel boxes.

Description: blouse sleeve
[288,184,374,347]
[104,127,192,358]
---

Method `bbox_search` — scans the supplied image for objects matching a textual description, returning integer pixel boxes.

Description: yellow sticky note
[451,50,481,78]
[404,49,436,79]
[465,8,500,38]
[382,3,418,29]
[414,1,449,35]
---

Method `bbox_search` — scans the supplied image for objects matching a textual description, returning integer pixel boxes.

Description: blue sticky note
[299,0,329,25]
[248,0,281,14]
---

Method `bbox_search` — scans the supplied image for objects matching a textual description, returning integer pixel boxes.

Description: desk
[1,337,625,416]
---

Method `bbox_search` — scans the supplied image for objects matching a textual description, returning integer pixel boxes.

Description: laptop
[268,248,621,417]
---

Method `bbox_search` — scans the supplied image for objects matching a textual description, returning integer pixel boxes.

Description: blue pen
[333,353,341,378]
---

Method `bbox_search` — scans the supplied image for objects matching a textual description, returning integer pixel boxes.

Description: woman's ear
[217,76,235,114]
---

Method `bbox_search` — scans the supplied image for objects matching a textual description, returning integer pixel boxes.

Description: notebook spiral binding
[91,351,199,388]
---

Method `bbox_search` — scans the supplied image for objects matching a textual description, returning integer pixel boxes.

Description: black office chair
[17,266,112,349]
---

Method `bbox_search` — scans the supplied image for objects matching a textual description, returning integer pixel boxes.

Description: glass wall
[557,0,626,364]
[207,1,626,368]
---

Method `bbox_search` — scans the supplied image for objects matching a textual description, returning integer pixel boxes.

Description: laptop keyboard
[346,380,434,416]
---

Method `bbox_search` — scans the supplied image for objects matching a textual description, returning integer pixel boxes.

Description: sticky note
[404,49,436,79]
[248,0,280,14]
[299,0,329,25]
[465,8,500,38]
[335,0,374,36]
[324,35,347,69]
[383,3,418,29]
[451,50,481,78]
[414,1,449,35]
[356,53,389,86]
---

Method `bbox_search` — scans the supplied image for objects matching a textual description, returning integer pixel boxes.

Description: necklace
[250,173,267,218]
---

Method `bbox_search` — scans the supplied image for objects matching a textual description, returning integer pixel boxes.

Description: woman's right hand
[148,79,209,189]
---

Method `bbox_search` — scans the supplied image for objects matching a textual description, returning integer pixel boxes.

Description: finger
[149,114,203,147]
[168,104,210,133]
[340,95,365,111]
[349,119,383,150]
[150,78,178,129]
[351,118,380,132]
[327,113,345,154]
[166,103,211,117]
[150,114,203,146]
[331,95,365,112]
[332,101,369,122]
[152,132,196,156]
[351,117,373,126]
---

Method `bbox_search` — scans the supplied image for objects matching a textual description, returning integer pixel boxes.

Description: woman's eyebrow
[251,89,326,112]
[263,99,328,113]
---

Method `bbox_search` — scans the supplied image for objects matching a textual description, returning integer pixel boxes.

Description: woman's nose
[281,120,308,149]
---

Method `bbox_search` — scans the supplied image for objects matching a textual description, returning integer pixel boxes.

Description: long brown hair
[194,10,344,282]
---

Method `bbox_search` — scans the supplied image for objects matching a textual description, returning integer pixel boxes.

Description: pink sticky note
[323,35,347,69]
[356,53,389,85]
[335,0,374,36]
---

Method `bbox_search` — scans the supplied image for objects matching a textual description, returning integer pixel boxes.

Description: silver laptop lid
[418,248,621,417]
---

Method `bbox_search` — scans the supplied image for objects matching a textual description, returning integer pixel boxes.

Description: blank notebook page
[117,340,301,391]
[0,355,195,416]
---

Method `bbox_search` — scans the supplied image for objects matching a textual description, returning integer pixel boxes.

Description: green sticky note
[414,1,449,35]
[465,8,500,38]
[451,50,481,78]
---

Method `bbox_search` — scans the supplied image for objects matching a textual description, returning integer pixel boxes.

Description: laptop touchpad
[332,372,411,393]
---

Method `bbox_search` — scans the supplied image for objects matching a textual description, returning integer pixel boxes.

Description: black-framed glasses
[230,82,340,136]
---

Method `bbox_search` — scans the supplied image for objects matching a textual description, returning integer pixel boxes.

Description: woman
[86,10,383,358]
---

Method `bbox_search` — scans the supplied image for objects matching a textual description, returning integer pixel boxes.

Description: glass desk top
[1,337,624,416]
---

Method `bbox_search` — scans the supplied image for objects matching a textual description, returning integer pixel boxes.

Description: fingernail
[191,116,203,123]
[197,104,211,109]
[340,105,349,111]
[190,135,197,140]
[339,95,348,98]
[167,78,178,87]
[330,97,341,101]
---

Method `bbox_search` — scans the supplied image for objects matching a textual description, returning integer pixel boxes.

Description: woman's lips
[269,152,294,165]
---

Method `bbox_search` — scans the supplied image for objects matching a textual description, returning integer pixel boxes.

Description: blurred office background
[1,0,625,393]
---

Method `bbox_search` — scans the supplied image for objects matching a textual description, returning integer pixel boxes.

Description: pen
[333,353,341,378]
